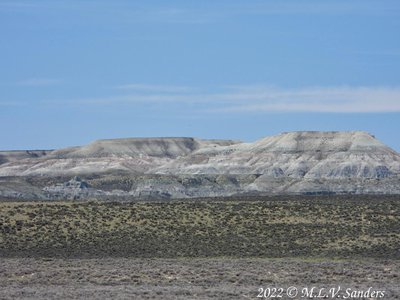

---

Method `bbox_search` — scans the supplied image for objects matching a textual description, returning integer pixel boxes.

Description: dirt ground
[1,196,399,299]
[0,258,399,299]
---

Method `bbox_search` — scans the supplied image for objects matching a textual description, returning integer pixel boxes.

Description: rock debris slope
[0,131,399,199]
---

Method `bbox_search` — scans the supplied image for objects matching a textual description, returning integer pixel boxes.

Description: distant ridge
[0,131,399,199]
[49,137,240,159]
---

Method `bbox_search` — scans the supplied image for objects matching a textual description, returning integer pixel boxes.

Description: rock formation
[0,131,399,199]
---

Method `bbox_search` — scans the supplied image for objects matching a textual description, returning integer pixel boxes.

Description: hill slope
[155,131,400,179]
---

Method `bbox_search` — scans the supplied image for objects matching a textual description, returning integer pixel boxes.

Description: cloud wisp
[115,83,193,93]
[17,78,62,87]
[54,85,400,114]
[0,2,41,9]
[2,1,398,25]
[0,100,26,107]
[213,86,400,113]
[229,1,400,16]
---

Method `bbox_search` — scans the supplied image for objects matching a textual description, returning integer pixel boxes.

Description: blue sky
[1,0,400,151]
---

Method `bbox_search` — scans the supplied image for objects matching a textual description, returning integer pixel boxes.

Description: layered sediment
[0,131,399,199]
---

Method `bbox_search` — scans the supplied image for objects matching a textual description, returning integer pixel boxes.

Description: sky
[1,0,400,151]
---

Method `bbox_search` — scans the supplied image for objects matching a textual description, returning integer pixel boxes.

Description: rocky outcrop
[0,131,399,199]
[154,131,400,179]
[42,176,99,200]
[0,138,240,176]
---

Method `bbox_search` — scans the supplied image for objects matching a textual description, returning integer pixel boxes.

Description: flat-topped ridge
[251,131,392,153]
[49,137,240,159]
[281,130,372,135]
[0,131,399,197]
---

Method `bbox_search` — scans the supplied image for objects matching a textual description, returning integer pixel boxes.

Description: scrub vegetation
[1,195,399,258]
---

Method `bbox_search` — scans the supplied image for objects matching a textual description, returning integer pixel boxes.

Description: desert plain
[0,195,399,299]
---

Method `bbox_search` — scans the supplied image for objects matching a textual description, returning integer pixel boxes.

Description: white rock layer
[0,131,399,198]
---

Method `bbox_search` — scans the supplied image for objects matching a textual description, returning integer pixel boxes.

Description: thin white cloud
[0,101,26,106]
[221,101,400,113]
[0,2,40,9]
[55,85,400,113]
[352,50,400,57]
[0,1,46,13]
[2,1,398,25]
[65,94,197,105]
[115,84,193,93]
[84,2,400,25]
[229,1,400,16]
[128,8,218,24]
[212,86,400,113]
[17,78,62,87]
[0,2,218,24]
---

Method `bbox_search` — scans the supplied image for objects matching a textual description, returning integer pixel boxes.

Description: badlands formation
[0,131,399,199]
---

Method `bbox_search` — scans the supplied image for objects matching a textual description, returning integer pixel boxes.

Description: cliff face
[0,132,399,199]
